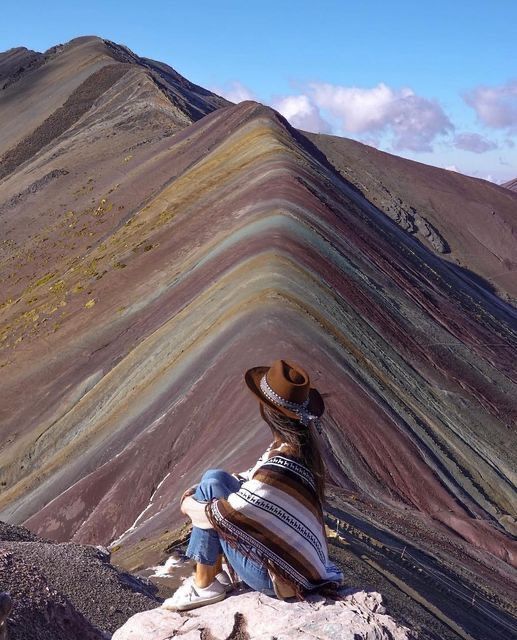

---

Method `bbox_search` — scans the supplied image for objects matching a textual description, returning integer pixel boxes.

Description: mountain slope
[1,98,516,636]
[306,132,517,304]
[0,46,42,87]
[1,38,516,640]
[0,36,228,162]
[502,176,517,192]
[0,36,230,322]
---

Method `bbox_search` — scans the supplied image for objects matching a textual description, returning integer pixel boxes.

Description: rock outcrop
[0,522,158,640]
[0,47,42,89]
[112,590,414,640]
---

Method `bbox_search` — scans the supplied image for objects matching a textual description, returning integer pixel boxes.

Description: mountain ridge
[2,96,515,563]
[1,37,516,640]
[502,176,517,192]
[0,36,229,171]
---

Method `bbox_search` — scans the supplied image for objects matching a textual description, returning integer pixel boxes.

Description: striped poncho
[205,446,344,596]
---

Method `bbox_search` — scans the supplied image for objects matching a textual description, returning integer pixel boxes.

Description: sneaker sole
[162,590,226,612]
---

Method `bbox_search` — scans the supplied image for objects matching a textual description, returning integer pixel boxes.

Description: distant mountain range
[1,36,516,640]
[502,176,517,192]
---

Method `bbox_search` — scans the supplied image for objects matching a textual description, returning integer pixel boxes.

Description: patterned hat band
[260,375,319,427]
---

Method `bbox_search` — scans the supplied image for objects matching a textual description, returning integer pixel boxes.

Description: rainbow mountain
[1,36,516,640]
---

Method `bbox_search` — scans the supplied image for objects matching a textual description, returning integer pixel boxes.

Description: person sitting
[163,359,344,611]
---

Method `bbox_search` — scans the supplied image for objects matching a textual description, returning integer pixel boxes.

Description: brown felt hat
[245,359,324,424]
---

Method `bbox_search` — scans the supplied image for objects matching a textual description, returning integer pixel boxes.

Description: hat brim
[244,366,324,420]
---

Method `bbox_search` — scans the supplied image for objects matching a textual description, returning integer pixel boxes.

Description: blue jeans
[185,469,275,595]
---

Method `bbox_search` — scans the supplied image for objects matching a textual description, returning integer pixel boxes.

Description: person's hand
[180,493,212,528]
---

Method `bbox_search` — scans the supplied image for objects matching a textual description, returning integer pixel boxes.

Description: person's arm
[181,442,276,527]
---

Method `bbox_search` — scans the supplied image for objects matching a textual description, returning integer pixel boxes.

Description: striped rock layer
[0,37,516,639]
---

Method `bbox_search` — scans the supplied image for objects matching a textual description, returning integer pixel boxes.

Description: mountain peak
[0,36,516,640]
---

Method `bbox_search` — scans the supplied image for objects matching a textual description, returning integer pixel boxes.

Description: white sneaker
[215,569,233,592]
[162,575,226,611]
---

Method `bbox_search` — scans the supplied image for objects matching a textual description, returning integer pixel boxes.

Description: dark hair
[260,403,326,503]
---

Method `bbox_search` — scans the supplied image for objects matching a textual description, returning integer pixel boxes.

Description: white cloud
[305,82,453,152]
[463,79,517,129]
[444,166,509,184]
[389,93,454,152]
[211,81,257,103]
[307,82,397,132]
[453,132,498,153]
[271,94,331,133]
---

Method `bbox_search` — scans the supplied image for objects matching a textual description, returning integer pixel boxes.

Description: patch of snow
[110,471,171,546]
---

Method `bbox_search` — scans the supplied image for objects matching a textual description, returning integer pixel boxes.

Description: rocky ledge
[0,522,158,640]
[112,589,414,640]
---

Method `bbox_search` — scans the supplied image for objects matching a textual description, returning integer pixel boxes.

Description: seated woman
[163,359,344,611]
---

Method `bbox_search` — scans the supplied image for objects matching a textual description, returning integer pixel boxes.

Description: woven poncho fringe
[205,451,344,598]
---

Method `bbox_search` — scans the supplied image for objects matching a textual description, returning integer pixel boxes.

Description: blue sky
[1,1,516,183]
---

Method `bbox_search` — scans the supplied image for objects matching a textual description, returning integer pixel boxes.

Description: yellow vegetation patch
[85,299,96,308]
[49,280,65,294]
[82,257,102,277]
[28,272,55,291]
[22,309,39,323]
[94,199,113,217]
[0,298,13,310]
